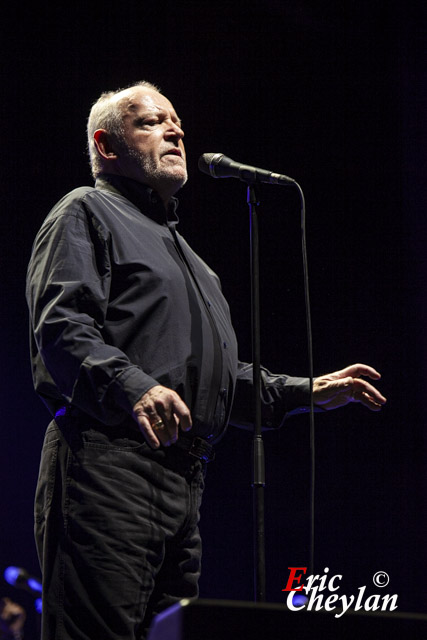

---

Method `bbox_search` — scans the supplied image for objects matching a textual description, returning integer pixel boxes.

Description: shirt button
[223,342,227,349]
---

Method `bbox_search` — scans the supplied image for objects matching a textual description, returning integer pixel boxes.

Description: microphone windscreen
[198,153,223,176]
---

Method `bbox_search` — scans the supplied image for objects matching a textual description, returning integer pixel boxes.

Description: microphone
[198,153,296,186]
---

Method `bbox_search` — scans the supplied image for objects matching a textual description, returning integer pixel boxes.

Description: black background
[1,1,426,635]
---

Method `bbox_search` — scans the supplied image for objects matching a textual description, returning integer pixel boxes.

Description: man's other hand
[132,385,192,448]
[313,364,387,411]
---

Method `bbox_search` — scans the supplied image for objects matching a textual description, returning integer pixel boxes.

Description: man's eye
[136,118,158,128]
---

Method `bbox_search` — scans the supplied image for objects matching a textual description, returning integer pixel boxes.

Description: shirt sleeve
[229,361,315,430]
[26,195,159,424]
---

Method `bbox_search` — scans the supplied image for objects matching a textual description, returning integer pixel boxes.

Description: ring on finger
[152,419,165,430]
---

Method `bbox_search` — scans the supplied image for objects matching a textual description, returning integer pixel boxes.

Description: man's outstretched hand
[313,364,387,411]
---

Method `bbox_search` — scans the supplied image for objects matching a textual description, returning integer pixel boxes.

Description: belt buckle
[188,437,215,463]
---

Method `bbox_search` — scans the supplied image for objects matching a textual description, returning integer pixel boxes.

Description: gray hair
[87,81,160,179]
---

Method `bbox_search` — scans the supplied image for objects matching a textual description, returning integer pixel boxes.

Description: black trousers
[35,417,204,640]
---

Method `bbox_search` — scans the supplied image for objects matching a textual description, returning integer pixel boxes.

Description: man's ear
[93,129,118,160]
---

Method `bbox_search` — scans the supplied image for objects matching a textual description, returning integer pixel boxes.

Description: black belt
[55,406,215,462]
[175,436,215,463]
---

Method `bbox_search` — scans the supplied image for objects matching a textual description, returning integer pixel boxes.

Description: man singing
[26,81,386,639]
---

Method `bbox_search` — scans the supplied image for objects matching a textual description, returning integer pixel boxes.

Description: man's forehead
[115,88,176,116]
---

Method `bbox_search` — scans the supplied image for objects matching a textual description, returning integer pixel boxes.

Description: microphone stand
[247,183,266,602]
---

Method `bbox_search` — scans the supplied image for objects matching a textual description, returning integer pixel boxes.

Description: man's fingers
[336,363,382,381]
[354,389,383,411]
[132,385,192,448]
[153,412,179,445]
[156,397,191,442]
[134,413,161,449]
[136,412,178,449]
[353,378,387,409]
[313,373,386,412]
[155,394,192,433]
[172,397,192,431]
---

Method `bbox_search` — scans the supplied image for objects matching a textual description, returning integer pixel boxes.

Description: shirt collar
[95,173,179,226]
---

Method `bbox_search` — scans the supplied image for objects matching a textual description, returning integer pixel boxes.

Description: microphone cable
[294,181,315,578]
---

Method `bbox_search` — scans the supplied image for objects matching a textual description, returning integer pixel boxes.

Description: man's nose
[165,120,184,139]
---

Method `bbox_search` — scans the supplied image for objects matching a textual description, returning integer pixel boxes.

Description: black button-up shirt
[26,174,310,443]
